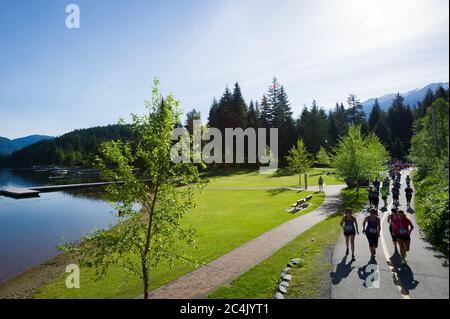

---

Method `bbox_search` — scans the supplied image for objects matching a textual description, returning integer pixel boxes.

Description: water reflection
[0,169,117,284]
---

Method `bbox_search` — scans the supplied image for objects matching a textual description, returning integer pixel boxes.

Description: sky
[0,0,448,138]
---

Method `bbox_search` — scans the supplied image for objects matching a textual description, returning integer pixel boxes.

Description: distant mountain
[0,135,54,156]
[0,125,132,168]
[362,82,449,114]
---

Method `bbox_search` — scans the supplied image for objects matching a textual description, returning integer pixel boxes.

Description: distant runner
[406,175,411,187]
[405,185,413,207]
[382,176,390,188]
[340,207,359,260]
[363,209,381,259]
[380,185,390,211]
[373,178,380,191]
[387,208,400,253]
[318,176,324,192]
[395,210,414,265]
[392,186,400,207]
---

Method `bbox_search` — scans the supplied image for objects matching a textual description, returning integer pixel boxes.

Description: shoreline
[0,252,74,299]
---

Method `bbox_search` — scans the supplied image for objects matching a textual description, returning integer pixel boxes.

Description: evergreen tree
[230,82,248,128]
[259,94,273,128]
[387,93,414,158]
[185,109,201,135]
[297,101,329,155]
[208,98,220,128]
[247,100,259,128]
[346,94,366,125]
[328,102,348,147]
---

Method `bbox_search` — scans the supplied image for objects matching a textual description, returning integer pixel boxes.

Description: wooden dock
[0,178,152,199]
[0,187,40,198]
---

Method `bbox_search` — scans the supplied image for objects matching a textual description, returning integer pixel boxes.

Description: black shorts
[344,231,356,237]
[406,195,412,202]
[397,235,411,242]
[366,233,379,248]
[393,194,399,200]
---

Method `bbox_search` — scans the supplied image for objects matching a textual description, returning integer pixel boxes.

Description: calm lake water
[0,169,118,284]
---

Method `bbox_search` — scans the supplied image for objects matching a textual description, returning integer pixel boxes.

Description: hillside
[0,135,54,156]
[0,125,133,168]
[362,82,449,113]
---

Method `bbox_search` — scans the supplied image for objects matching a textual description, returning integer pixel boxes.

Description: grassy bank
[206,187,367,299]
[33,170,329,298]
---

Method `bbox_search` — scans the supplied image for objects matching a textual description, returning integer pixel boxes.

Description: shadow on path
[390,253,419,293]
[357,258,378,288]
[331,256,355,285]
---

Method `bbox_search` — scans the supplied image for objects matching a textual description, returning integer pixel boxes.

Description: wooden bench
[286,195,313,214]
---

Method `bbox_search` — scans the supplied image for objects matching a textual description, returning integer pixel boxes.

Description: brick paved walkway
[138,184,344,299]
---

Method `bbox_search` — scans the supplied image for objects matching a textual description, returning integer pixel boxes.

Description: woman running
[363,209,381,259]
[395,210,414,265]
[340,207,359,260]
[387,208,400,253]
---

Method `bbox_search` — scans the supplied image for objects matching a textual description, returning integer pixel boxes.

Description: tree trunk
[142,257,149,299]
[141,182,160,299]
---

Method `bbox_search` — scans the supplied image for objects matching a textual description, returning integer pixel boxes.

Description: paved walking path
[331,169,449,299]
[138,184,344,299]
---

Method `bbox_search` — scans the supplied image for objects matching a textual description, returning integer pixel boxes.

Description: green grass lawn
[204,167,342,188]
[206,188,368,299]
[33,171,326,298]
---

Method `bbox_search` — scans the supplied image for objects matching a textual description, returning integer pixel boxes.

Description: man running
[387,208,400,253]
[318,176,324,192]
[363,209,381,259]
[395,210,414,265]
[405,185,413,207]
[340,207,359,260]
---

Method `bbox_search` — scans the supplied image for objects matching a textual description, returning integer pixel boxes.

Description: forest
[0,78,448,169]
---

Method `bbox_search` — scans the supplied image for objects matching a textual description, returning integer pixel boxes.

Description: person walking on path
[340,207,359,260]
[405,185,413,207]
[318,176,324,192]
[362,209,381,259]
[373,178,380,191]
[387,208,400,253]
[395,210,415,265]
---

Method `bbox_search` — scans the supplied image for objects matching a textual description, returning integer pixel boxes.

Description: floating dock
[0,187,40,198]
[0,179,152,199]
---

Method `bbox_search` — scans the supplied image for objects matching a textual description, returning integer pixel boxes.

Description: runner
[395,210,414,265]
[318,176,324,192]
[368,186,377,209]
[387,208,400,253]
[392,185,400,207]
[362,209,381,259]
[382,176,390,188]
[406,175,411,187]
[340,207,359,260]
[380,184,390,211]
[371,186,380,211]
[373,178,380,191]
[405,185,413,207]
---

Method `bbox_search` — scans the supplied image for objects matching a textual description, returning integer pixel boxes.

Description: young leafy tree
[332,125,389,198]
[316,146,330,167]
[59,80,203,299]
[286,138,312,185]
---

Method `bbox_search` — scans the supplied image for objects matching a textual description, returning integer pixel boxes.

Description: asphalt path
[331,168,449,299]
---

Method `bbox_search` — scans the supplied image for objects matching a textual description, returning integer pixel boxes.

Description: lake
[0,169,118,284]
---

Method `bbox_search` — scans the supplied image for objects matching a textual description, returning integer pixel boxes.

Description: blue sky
[0,0,448,138]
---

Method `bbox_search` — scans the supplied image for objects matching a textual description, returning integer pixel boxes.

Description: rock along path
[137,184,345,299]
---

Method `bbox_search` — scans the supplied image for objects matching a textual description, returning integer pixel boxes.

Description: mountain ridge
[361,82,449,113]
[0,134,54,156]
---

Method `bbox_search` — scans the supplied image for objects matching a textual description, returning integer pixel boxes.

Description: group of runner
[340,166,415,265]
